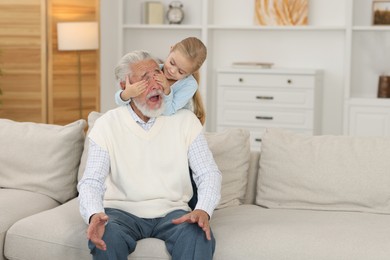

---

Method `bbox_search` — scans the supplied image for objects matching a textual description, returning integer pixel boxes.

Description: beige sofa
[2,112,390,260]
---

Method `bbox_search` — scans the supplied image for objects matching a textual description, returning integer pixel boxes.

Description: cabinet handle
[238,78,243,83]
[255,138,262,142]
[287,79,292,84]
[256,96,274,100]
[255,116,273,120]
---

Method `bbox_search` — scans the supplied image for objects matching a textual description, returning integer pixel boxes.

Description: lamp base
[77,52,83,118]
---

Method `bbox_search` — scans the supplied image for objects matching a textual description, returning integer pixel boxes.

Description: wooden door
[0,0,100,125]
[0,0,47,123]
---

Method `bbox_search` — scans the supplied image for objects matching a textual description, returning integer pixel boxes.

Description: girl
[115,37,207,125]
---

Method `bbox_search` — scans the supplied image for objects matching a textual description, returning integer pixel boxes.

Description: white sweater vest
[89,106,202,218]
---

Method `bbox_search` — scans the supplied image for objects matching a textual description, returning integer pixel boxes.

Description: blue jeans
[88,208,216,260]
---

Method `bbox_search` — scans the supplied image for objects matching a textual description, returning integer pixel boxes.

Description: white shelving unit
[110,0,389,135]
[343,0,390,137]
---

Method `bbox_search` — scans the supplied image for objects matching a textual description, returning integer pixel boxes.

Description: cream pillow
[256,128,390,214]
[0,119,86,203]
[77,111,102,181]
[79,112,251,209]
[205,129,250,209]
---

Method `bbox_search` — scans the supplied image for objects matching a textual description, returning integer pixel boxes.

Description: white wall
[100,0,119,112]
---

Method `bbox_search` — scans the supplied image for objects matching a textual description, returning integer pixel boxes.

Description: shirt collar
[127,104,156,125]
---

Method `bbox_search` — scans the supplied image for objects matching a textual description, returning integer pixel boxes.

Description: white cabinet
[217,68,322,150]
[347,99,390,137]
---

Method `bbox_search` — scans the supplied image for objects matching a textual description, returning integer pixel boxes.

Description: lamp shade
[57,22,99,51]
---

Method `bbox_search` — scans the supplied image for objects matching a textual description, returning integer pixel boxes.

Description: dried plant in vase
[254,0,308,26]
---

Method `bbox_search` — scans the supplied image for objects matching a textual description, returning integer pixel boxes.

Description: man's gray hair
[114,50,157,85]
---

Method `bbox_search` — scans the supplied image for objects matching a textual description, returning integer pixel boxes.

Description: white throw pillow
[256,128,390,214]
[205,129,250,209]
[79,111,251,209]
[77,111,102,181]
[0,119,86,203]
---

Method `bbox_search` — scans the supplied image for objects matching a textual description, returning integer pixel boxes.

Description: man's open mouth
[149,94,161,102]
[147,90,163,103]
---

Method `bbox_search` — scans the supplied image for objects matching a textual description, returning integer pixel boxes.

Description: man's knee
[89,222,136,259]
[167,223,215,259]
[178,222,215,248]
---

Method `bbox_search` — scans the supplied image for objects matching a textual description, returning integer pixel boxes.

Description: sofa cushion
[79,111,251,209]
[256,128,390,214]
[211,205,390,260]
[205,129,250,209]
[0,119,86,203]
[0,189,59,260]
[129,238,170,260]
[4,198,170,260]
[5,198,90,260]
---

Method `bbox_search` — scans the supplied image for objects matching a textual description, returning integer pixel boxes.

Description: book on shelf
[232,62,274,69]
[254,0,308,26]
[142,1,164,25]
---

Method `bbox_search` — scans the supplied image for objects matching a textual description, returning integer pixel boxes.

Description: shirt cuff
[194,200,216,218]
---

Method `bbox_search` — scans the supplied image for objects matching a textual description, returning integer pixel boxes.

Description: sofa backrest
[255,128,390,215]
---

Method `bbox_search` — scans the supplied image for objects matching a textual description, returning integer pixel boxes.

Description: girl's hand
[120,75,147,101]
[154,71,171,95]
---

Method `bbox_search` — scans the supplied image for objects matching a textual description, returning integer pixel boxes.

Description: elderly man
[77,50,222,260]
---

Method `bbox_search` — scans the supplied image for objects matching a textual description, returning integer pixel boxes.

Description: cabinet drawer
[216,126,266,151]
[247,128,313,150]
[216,126,313,150]
[218,109,313,129]
[218,86,314,108]
[218,73,315,88]
[348,105,390,137]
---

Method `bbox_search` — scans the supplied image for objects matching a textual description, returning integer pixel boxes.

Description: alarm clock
[167,1,184,24]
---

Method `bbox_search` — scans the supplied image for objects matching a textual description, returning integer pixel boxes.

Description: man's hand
[120,75,147,101]
[87,212,109,251]
[172,209,212,240]
[154,71,171,95]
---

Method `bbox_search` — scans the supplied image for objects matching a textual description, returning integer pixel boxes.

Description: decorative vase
[378,75,390,98]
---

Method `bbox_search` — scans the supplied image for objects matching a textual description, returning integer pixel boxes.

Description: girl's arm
[163,75,198,116]
[114,76,147,106]
[114,89,131,106]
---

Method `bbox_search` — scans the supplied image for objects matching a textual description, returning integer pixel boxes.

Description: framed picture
[373,1,390,25]
[254,0,308,26]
